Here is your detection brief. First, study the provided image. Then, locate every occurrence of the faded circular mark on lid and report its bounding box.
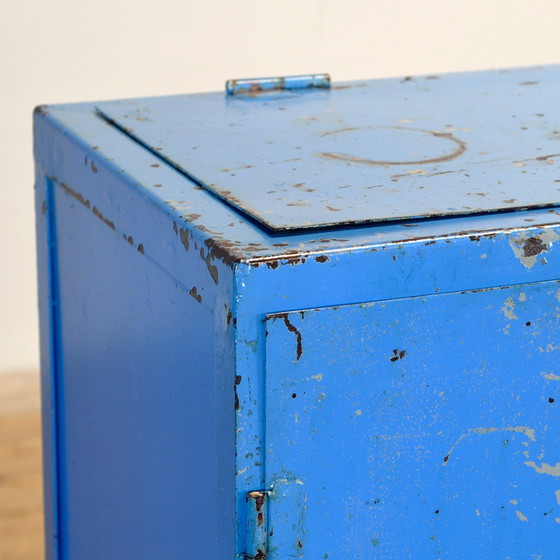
[318,126,466,166]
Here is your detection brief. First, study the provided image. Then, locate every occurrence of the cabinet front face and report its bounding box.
[264,282,560,559]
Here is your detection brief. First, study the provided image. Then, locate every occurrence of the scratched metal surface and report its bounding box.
[265,283,560,559]
[96,65,560,231]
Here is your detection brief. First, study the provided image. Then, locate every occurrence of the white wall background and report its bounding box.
[1,0,560,374]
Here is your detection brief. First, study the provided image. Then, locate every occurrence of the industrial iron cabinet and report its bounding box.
[34,66,560,560]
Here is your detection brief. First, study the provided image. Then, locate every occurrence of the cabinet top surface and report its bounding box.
[95,65,560,232]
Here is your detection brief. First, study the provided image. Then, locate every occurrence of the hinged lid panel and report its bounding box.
[97,66,560,231]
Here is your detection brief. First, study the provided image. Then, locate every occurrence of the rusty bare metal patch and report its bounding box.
[390,349,406,362]
[92,206,115,230]
[33,105,49,116]
[204,254,219,284]
[522,237,548,257]
[179,229,189,252]
[509,229,560,268]
[189,286,202,303]
[278,313,303,362]
[318,127,467,166]
[60,182,90,209]
[234,374,241,411]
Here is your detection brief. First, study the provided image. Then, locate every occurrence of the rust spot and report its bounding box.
[206,237,244,266]
[279,314,303,361]
[41,200,47,215]
[257,512,264,526]
[137,244,145,254]
[60,182,90,209]
[189,286,202,303]
[92,206,115,230]
[254,493,265,512]
[234,375,242,410]
[124,235,134,245]
[266,260,279,269]
[34,105,49,116]
[390,349,406,362]
[179,229,189,252]
[173,222,178,234]
[315,255,329,263]
[91,161,98,174]
[254,550,266,560]
[185,213,201,222]
[520,81,539,86]
[150,163,160,168]
[227,310,233,325]
[153,184,162,188]
[205,255,219,284]
[522,237,547,257]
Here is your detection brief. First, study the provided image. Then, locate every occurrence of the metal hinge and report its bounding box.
[246,490,269,560]
[245,479,306,560]
[226,74,330,96]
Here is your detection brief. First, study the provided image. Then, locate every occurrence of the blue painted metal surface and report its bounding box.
[96,66,560,231]
[33,65,560,560]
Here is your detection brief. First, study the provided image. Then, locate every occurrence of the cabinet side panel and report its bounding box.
[35,174,61,560]
[49,179,233,560]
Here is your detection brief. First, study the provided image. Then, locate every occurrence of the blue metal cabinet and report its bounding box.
[34,66,560,560]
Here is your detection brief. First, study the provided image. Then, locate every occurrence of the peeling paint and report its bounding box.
[509,229,560,268]
[502,297,518,320]
[542,372,560,381]
[524,461,560,476]
[445,426,536,464]
[515,510,528,522]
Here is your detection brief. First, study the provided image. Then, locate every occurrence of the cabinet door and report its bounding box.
[265,282,560,559]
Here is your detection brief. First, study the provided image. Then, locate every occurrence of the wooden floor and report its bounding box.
[0,370,45,560]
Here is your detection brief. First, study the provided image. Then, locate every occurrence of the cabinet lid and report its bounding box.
[96,66,560,232]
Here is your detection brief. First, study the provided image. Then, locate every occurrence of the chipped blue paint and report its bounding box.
[34,65,560,560]
[264,284,560,558]
[96,65,560,231]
